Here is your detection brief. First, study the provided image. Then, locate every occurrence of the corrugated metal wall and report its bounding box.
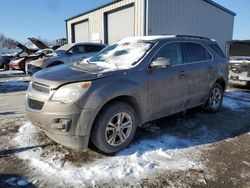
[66,0,144,44]
[147,0,234,51]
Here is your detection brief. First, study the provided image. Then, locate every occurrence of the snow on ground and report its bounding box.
[13,122,204,187]
[223,91,250,111]
[9,90,250,187]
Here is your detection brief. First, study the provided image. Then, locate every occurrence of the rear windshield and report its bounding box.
[229,42,250,57]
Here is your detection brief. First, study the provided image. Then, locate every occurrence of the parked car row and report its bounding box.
[0,37,106,75]
[27,42,106,75]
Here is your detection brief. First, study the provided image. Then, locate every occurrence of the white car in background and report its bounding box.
[27,42,107,74]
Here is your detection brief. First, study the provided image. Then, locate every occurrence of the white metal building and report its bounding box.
[65,0,236,50]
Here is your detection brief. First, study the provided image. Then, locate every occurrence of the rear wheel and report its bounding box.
[91,102,138,154]
[204,83,224,112]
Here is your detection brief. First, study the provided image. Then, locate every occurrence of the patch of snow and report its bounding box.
[223,91,250,111]
[82,38,154,71]
[118,35,176,43]
[13,122,205,187]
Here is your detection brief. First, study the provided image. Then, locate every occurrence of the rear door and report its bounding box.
[148,42,188,118]
[181,42,213,108]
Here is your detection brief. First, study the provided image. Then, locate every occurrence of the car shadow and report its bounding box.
[0,144,52,158]
[0,81,29,93]
[0,111,16,116]
[0,174,35,188]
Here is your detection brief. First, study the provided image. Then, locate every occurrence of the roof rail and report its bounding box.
[175,35,214,41]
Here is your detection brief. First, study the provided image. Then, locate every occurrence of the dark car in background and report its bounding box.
[26,35,228,154]
[227,40,250,86]
[0,54,14,69]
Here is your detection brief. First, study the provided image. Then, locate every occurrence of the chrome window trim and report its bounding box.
[148,40,214,69]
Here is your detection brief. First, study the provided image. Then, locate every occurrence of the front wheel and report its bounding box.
[91,102,138,154]
[204,83,224,113]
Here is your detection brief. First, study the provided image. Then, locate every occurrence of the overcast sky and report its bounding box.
[0,0,249,42]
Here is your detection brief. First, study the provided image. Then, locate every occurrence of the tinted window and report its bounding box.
[210,44,225,57]
[182,43,212,63]
[85,45,105,53]
[229,42,250,57]
[68,45,86,54]
[153,43,182,65]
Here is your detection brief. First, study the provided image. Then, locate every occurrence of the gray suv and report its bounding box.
[25,35,228,154]
[27,42,106,74]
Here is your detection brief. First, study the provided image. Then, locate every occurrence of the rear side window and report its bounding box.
[68,45,86,54]
[182,43,212,63]
[210,44,225,57]
[153,42,182,65]
[85,45,105,53]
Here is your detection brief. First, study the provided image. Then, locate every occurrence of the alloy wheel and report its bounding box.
[105,112,133,146]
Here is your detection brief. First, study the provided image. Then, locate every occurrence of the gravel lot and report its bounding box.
[0,70,250,188]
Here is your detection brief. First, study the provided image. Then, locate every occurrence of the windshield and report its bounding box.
[229,42,250,58]
[88,40,155,69]
[55,44,72,56]
[55,50,66,56]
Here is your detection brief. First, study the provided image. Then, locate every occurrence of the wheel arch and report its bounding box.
[215,77,226,91]
[87,95,142,147]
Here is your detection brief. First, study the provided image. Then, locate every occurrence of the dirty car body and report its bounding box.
[227,40,250,86]
[25,35,228,154]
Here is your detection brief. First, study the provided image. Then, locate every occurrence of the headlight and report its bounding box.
[52,81,91,104]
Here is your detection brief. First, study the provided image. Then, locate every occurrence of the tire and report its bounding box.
[91,101,138,154]
[204,83,224,113]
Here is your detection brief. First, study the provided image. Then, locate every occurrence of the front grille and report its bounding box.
[32,82,50,94]
[28,98,44,110]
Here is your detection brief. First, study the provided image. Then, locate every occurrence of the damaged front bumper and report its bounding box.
[229,61,250,86]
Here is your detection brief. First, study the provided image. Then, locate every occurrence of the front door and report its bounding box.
[148,42,188,118]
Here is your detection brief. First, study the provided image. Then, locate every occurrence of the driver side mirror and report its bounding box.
[150,57,171,69]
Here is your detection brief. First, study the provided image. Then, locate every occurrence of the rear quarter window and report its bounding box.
[182,43,212,63]
[85,45,105,53]
[210,44,225,58]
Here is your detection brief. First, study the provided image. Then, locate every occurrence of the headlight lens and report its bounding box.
[52,81,91,104]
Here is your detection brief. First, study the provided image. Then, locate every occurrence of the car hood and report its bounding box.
[28,38,50,50]
[15,42,34,55]
[33,63,125,89]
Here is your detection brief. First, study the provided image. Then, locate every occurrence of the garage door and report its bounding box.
[106,5,135,44]
[73,21,89,42]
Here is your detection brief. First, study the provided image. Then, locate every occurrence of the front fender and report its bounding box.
[74,77,145,137]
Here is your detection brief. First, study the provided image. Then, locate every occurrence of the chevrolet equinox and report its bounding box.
[25,35,228,154]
